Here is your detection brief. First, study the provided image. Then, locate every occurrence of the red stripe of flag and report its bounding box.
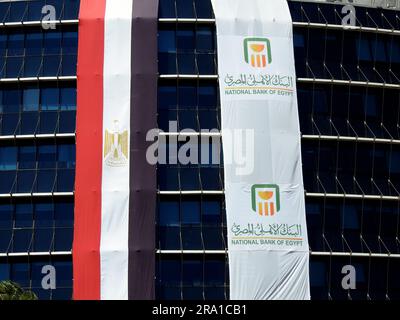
[73,0,106,300]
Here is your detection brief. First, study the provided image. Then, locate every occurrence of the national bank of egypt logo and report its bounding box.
[251,184,280,216]
[243,37,272,68]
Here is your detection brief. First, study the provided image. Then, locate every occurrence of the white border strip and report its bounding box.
[0,192,74,198]
[158,18,400,36]
[1,251,399,259]
[158,190,400,201]
[0,76,76,83]
[0,133,75,141]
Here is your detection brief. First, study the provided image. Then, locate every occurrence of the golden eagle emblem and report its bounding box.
[104,120,129,167]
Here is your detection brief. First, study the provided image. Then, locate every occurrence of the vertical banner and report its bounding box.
[211,0,311,299]
[129,0,159,300]
[73,0,158,300]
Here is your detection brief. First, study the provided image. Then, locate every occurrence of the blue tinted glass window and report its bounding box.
[195,0,213,19]
[159,84,177,109]
[160,258,181,286]
[7,1,27,22]
[177,27,195,52]
[54,201,74,227]
[54,227,73,251]
[16,170,35,193]
[23,55,42,77]
[19,145,36,169]
[0,2,10,23]
[38,144,57,168]
[205,259,225,286]
[202,199,221,224]
[0,171,16,194]
[60,87,76,110]
[44,31,62,55]
[25,32,43,56]
[11,262,30,287]
[0,32,7,57]
[58,110,76,133]
[0,261,10,281]
[42,54,61,76]
[41,87,59,111]
[27,0,47,21]
[6,56,23,78]
[56,169,75,192]
[181,198,200,224]
[36,169,56,192]
[39,111,58,133]
[23,87,40,111]
[63,0,80,20]
[53,260,73,287]
[62,32,78,55]
[176,0,194,18]
[15,203,33,228]
[0,203,13,229]
[35,202,54,228]
[159,199,179,226]
[3,89,21,113]
[0,146,17,170]
[57,144,75,169]
[7,32,24,56]
[159,29,176,53]
[183,259,203,286]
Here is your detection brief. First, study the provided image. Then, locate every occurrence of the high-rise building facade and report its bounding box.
[0,0,400,300]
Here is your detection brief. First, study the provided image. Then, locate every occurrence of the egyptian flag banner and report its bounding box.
[211,0,311,299]
[73,0,158,300]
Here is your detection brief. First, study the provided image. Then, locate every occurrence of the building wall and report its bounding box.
[0,0,399,300]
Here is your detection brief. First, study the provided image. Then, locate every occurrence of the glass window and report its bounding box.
[0,261,10,281]
[159,258,181,286]
[0,171,16,194]
[3,89,21,113]
[60,87,76,111]
[181,198,200,224]
[63,0,80,20]
[176,0,195,18]
[7,32,24,56]
[27,0,47,21]
[0,203,13,229]
[57,144,75,169]
[158,28,176,53]
[54,200,74,228]
[35,202,54,228]
[182,258,203,286]
[0,146,17,170]
[62,32,78,55]
[195,0,213,19]
[10,262,30,287]
[41,87,59,111]
[23,87,40,111]
[56,168,75,192]
[7,1,27,22]
[159,199,179,226]
[19,145,36,170]
[25,32,42,56]
[38,144,57,169]
[44,31,62,55]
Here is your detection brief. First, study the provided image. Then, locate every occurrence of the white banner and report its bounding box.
[100,0,132,300]
[211,0,310,300]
